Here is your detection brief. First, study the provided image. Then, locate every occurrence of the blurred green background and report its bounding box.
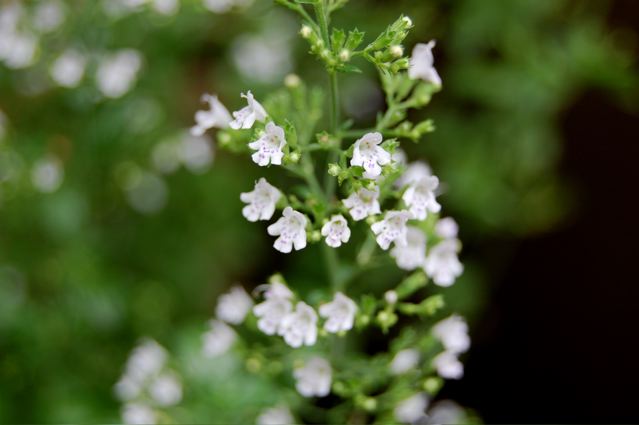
[0,0,637,422]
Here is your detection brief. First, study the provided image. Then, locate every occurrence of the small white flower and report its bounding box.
[403,175,441,220]
[390,348,420,375]
[1,32,37,69]
[424,239,463,287]
[96,49,142,98]
[232,32,292,84]
[319,292,357,333]
[215,285,254,325]
[202,319,236,357]
[149,372,182,407]
[50,49,86,88]
[152,0,179,15]
[114,375,142,401]
[125,339,167,382]
[432,315,470,355]
[350,132,391,179]
[240,178,281,222]
[432,351,464,380]
[435,217,459,239]
[392,148,408,166]
[394,393,429,424]
[342,186,381,221]
[321,215,351,248]
[257,405,294,425]
[191,94,231,136]
[408,41,442,86]
[395,161,432,188]
[31,156,64,193]
[33,0,65,33]
[294,357,332,398]
[390,226,427,270]
[278,301,318,348]
[179,133,214,173]
[384,290,398,305]
[267,207,307,253]
[248,121,287,166]
[203,0,253,13]
[253,282,293,335]
[426,400,465,425]
[229,90,267,130]
[371,210,412,250]
[122,403,156,425]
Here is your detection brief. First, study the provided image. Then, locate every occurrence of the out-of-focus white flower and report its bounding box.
[0,32,37,69]
[32,0,65,33]
[248,121,286,166]
[203,319,236,357]
[319,292,357,333]
[432,351,463,380]
[432,315,470,355]
[425,400,465,425]
[125,339,167,382]
[294,357,331,398]
[267,207,307,253]
[203,0,253,13]
[215,285,253,325]
[232,32,293,84]
[392,148,407,166]
[151,140,181,175]
[342,186,381,221]
[390,226,427,270]
[435,217,459,239]
[240,177,281,222]
[256,405,294,425]
[403,175,441,220]
[390,348,420,375]
[278,301,317,347]
[96,49,142,98]
[253,281,293,335]
[384,290,398,305]
[424,239,463,287]
[179,133,214,173]
[394,393,429,424]
[152,0,179,15]
[114,375,142,401]
[350,132,391,179]
[321,215,351,248]
[149,372,182,406]
[50,49,86,88]
[125,171,168,215]
[122,403,156,425]
[191,94,231,136]
[395,161,432,188]
[31,156,63,193]
[371,210,412,250]
[408,41,441,86]
[229,91,267,130]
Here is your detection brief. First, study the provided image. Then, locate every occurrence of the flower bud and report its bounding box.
[284,73,301,88]
[384,290,398,304]
[423,377,443,394]
[328,163,341,177]
[390,45,404,58]
[300,25,312,39]
[402,16,413,28]
[339,49,351,62]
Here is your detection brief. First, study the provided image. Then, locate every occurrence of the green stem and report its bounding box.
[324,72,340,199]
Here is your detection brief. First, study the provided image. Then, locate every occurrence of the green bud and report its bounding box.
[287,151,301,163]
[423,377,444,394]
[328,163,341,177]
[246,357,261,373]
[376,310,398,332]
[396,271,428,299]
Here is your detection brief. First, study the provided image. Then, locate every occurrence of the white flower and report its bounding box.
[394,393,429,424]
[203,0,253,13]
[248,121,286,166]
[350,132,391,179]
[33,0,65,33]
[267,207,307,253]
[278,301,318,347]
[342,186,381,221]
[190,94,231,136]
[432,351,464,380]
[149,372,182,407]
[390,348,420,375]
[202,319,236,357]
[179,133,214,173]
[408,41,442,86]
[425,400,465,425]
[96,49,142,98]
[215,285,254,324]
[152,0,179,15]
[122,403,156,425]
[229,90,267,130]
[371,210,412,250]
[0,32,37,69]
[240,178,281,222]
[253,282,293,335]
[435,217,459,239]
[402,175,441,220]
[114,375,142,401]
[424,239,463,287]
[50,49,86,88]
[395,161,432,188]
[390,226,427,270]
[294,357,332,398]
[125,339,167,382]
[232,31,292,84]
[392,148,407,166]
[31,156,63,193]
[432,315,470,354]
[319,292,357,333]
[321,215,351,248]
[257,405,294,425]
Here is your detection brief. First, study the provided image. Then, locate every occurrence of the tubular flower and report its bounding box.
[240,177,281,222]
[191,93,231,136]
[248,121,287,166]
[350,132,391,179]
[229,90,267,129]
[267,207,308,253]
[371,210,412,250]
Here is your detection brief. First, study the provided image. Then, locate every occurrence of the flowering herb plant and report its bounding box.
[115,0,472,423]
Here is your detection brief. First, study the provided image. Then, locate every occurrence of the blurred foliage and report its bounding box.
[0,0,636,422]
